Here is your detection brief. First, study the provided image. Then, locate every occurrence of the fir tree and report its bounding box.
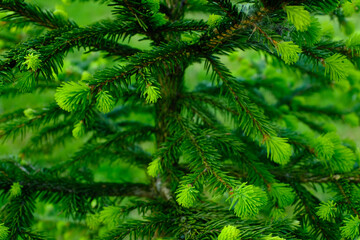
[1,0,360,239]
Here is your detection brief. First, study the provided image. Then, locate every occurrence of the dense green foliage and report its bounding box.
[1,0,360,239]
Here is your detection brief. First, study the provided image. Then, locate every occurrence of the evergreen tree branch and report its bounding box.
[208,0,241,21]
[290,182,339,240]
[100,214,173,239]
[270,168,360,184]
[20,120,73,156]
[181,98,220,127]
[0,0,77,29]
[88,7,267,92]
[0,20,141,82]
[0,104,67,140]
[333,180,359,216]
[205,55,274,139]
[180,92,239,119]
[0,166,155,199]
[175,115,235,191]
[56,125,155,170]
[1,192,36,240]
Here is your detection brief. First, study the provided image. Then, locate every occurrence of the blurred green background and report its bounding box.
[1,1,360,239]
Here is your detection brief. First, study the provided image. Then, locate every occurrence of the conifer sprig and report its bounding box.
[284,5,311,32]
[206,55,292,165]
[0,105,66,140]
[324,53,353,81]
[174,116,237,195]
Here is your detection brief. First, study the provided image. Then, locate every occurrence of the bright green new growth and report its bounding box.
[313,132,356,172]
[293,17,322,46]
[22,51,42,71]
[275,41,302,64]
[269,183,295,207]
[54,81,90,112]
[340,216,360,239]
[284,5,311,32]
[72,121,85,139]
[218,225,241,240]
[143,85,161,103]
[99,206,122,227]
[147,157,162,177]
[314,134,335,161]
[207,14,222,27]
[322,21,335,39]
[53,8,68,19]
[332,145,356,173]
[86,213,101,230]
[0,224,9,240]
[346,33,360,55]
[342,0,360,17]
[264,136,292,165]
[176,184,199,208]
[269,207,286,220]
[9,182,22,199]
[227,183,268,218]
[263,234,285,240]
[23,108,36,119]
[316,200,337,221]
[96,91,115,113]
[324,54,353,81]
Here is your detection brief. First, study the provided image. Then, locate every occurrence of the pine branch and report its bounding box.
[180,92,239,119]
[0,104,67,140]
[205,55,293,165]
[269,167,360,184]
[149,135,184,181]
[109,0,167,43]
[205,55,274,138]
[56,125,155,170]
[100,214,173,239]
[88,7,266,93]
[29,180,155,199]
[333,180,360,217]
[181,98,220,126]
[291,182,340,240]
[0,162,155,199]
[1,192,36,240]
[175,115,236,192]
[0,0,77,29]
[88,41,198,102]
[207,0,242,21]
[0,109,26,123]
[0,20,141,83]
[20,120,73,155]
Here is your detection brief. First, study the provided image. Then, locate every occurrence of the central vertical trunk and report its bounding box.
[154,67,185,202]
[153,1,186,203]
[155,69,184,147]
[154,0,186,159]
